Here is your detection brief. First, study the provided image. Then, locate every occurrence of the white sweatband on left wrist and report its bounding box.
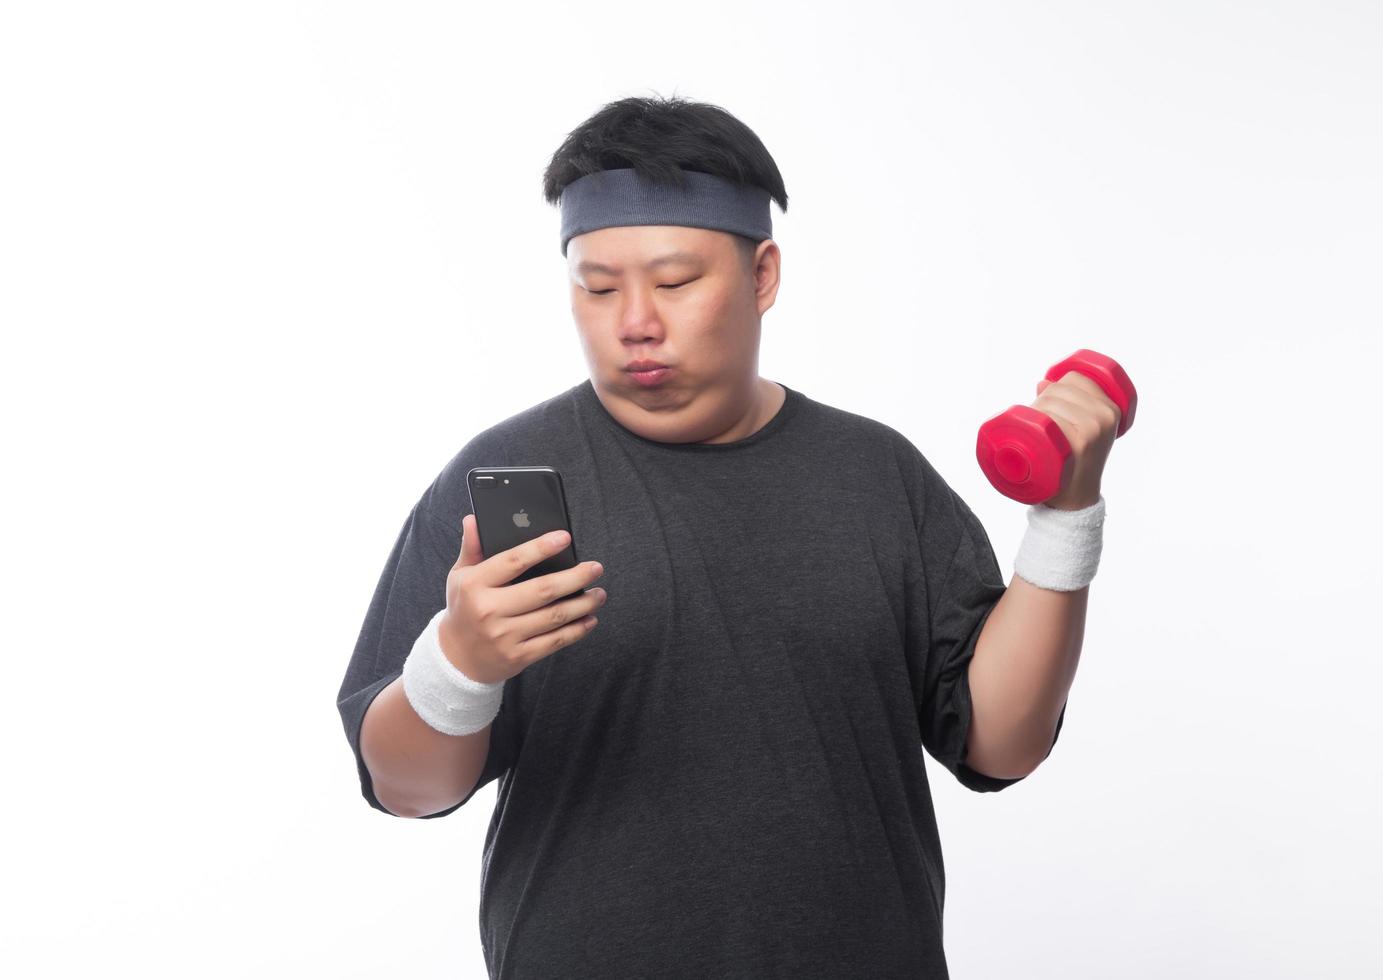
[1013,494,1107,592]
[401,607,505,736]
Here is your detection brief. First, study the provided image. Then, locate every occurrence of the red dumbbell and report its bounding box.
[976,348,1137,504]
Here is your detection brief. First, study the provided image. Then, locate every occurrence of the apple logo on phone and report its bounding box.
[512,508,531,528]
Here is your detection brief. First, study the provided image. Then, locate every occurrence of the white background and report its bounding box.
[3,2,1380,977]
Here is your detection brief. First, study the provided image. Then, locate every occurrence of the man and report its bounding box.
[336,94,1116,979]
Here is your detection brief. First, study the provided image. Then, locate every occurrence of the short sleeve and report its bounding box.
[898,438,1066,793]
[335,441,522,818]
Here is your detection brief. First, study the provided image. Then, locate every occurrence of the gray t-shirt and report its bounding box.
[336,377,1064,979]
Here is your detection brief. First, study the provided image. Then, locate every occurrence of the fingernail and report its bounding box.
[548,530,569,546]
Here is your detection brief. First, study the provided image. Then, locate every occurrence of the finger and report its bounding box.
[511,580,604,638]
[1040,385,1106,425]
[515,602,601,664]
[455,513,484,568]
[497,558,603,617]
[1037,389,1087,414]
[479,527,571,587]
[1038,400,1092,446]
[1057,371,1107,400]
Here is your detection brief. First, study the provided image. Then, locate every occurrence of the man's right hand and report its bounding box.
[439,514,607,684]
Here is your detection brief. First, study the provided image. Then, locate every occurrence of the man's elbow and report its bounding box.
[962,731,1051,780]
[373,787,419,818]
[964,753,1040,781]
[382,786,475,818]
[373,781,449,819]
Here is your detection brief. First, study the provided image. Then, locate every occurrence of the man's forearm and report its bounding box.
[959,367,1117,780]
[964,573,1087,779]
[361,676,492,817]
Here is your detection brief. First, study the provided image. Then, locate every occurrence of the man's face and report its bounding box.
[567,224,780,444]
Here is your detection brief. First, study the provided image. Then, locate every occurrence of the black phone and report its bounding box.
[466,466,585,604]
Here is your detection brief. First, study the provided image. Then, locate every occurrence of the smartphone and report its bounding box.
[466,466,585,605]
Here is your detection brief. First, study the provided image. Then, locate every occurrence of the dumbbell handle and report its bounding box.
[976,349,1137,505]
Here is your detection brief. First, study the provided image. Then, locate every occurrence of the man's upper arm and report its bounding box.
[893,433,1063,793]
[335,432,522,816]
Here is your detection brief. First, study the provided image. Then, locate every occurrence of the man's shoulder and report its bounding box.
[797,388,926,463]
[796,389,963,516]
[482,380,585,443]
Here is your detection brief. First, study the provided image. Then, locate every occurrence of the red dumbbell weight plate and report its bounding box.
[976,406,1074,504]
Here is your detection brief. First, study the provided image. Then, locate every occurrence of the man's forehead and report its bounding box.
[573,249,706,276]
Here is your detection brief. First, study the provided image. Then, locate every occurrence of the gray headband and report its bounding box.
[558,167,773,256]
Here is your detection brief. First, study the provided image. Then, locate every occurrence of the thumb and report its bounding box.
[455,513,484,568]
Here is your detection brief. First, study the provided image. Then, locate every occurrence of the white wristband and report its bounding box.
[1013,494,1107,592]
[401,607,505,736]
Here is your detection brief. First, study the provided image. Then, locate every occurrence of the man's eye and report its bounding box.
[589,280,694,296]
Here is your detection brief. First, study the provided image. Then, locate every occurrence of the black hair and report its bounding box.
[542,92,788,267]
